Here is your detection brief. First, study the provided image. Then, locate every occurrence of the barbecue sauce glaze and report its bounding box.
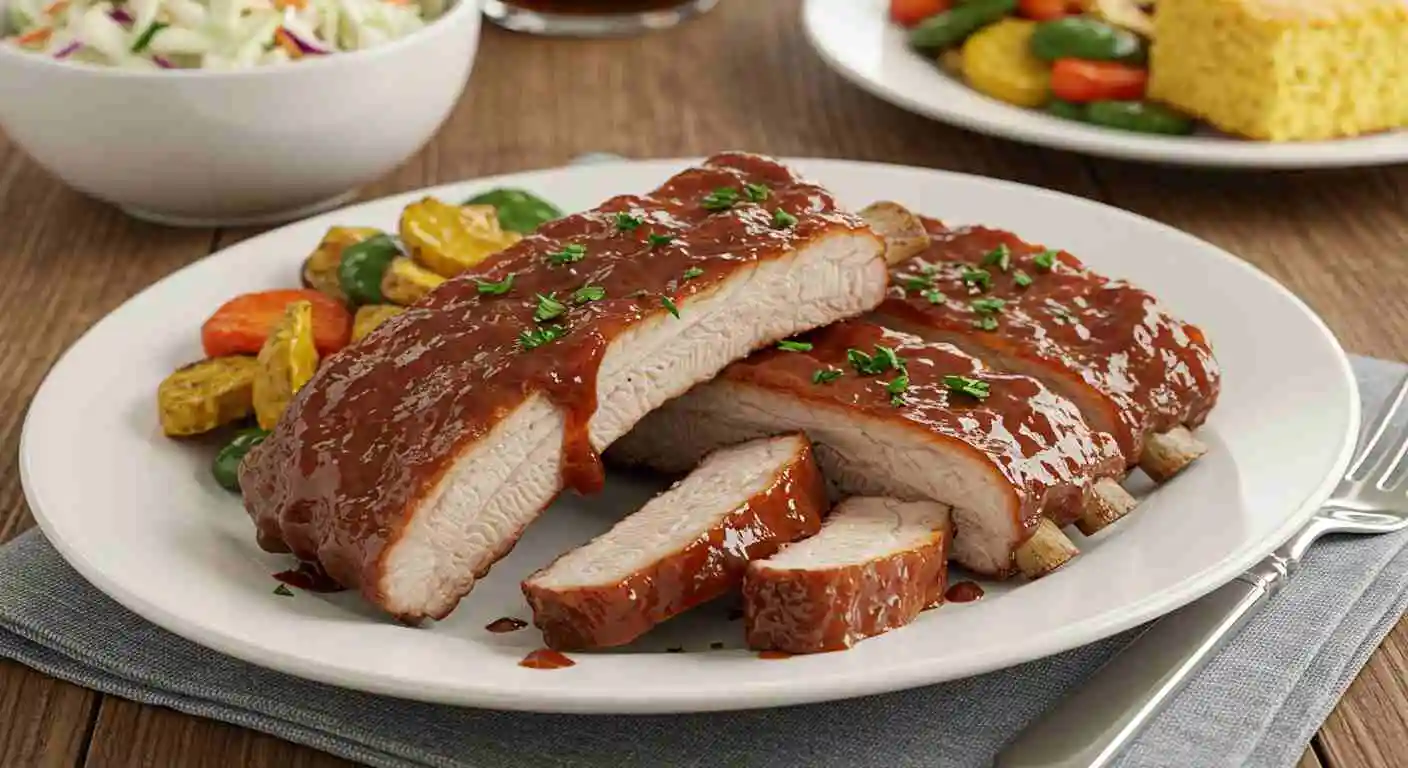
[879,218,1221,464]
[239,153,870,609]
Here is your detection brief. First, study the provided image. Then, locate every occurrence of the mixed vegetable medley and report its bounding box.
[892,0,1195,136]
[157,188,562,492]
[3,0,441,69]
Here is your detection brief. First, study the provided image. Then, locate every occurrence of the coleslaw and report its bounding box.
[2,0,444,69]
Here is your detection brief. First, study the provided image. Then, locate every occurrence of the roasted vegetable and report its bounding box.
[157,356,259,437]
[1049,58,1149,102]
[202,289,352,358]
[301,226,382,303]
[962,19,1051,108]
[890,0,952,27]
[401,198,522,278]
[1089,0,1154,38]
[908,0,1017,50]
[1045,98,1088,121]
[463,188,563,234]
[1016,0,1083,20]
[352,304,405,342]
[212,428,269,492]
[337,233,401,305]
[1030,17,1144,62]
[380,257,447,305]
[252,301,319,430]
[1085,100,1195,135]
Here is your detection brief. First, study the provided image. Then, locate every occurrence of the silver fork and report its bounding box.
[997,374,1408,768]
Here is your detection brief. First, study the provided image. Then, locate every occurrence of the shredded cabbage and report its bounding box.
[2,0,437,68]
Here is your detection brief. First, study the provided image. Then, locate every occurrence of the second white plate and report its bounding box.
[22,157,1358,713]
[803,0,1408,169]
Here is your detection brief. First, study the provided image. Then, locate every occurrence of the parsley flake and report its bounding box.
[572,285,606,304]
[847,345,905,376]
[961,267,992,290]
[973,315,1000,331]
[921,288,946,305]
[273,584,294,597]
[944,375,990,400]
[1033,249,1057,271]
[778,340,813,352]
[548,243,586,267]
[1013,269,1033,288]
[615,212,644,232]
[519,324,566,350]
[533,293,567,322]
[744,182,770,202]
[902,274,934,292]
[475,274,515,296]
[812,368,843,385]
[885,373,910,407]
[648,233,674,248]
[980,244,1011,273]
[772,209,798,229]
[970,297,1006,314]
[682,266,704,280]
[701,187,740,211]
[661,296,680,318]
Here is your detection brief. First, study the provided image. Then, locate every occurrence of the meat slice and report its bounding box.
[876,215,1221,492]
[522,433,827,650]
[238,153,887,622]
[744,497,950,654]
[610,320,1123,579]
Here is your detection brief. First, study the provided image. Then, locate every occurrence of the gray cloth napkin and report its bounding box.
[2,356,1404,768]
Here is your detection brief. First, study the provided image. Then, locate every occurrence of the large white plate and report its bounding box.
[803,0,1408,169]
[21,158,1358,713]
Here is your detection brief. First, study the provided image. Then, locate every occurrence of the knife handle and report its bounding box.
[994,575,1273,768]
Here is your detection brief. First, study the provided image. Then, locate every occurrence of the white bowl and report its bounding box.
[0,0,481,226]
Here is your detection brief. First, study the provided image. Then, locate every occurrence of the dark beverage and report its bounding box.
[483,0,720,37]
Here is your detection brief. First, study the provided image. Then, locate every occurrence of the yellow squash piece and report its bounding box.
[252,300,319,430]
[400,198,522,278]
[961,19,1051,109]
[157,356,259,437]
[302,226,383,303]
[381,257,447,305]
[1089,0,1155,38]
[352,304,405,342]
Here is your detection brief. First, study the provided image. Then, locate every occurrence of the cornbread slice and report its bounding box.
[1148,0,1408,141]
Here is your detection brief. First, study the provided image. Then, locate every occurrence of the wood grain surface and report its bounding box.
[1,1,1406,766]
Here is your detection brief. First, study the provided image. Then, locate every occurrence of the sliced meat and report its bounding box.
[239,153,888,622]
[877,216,1220,482]
[744,497,950,654]
[523,433,827,650]
[610,320,1122,579]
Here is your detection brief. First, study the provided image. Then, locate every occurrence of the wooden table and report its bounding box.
[2,2,1405,766]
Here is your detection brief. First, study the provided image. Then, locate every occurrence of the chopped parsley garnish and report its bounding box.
[885,373,910,407]
[961,267,992,290]
[772,209,798,229]
[475,274,514,296]
[1033,249,1057,271]
[648,233,674,248]
[702,187,740,211]
[812,368,843,385]
[273,584,294,597]
[972,315,1000,331]
[943,375,990,400]
[661,296,680,318]
[533,293,567,322]
[743,182,770,202]
[980,244,1012,273]
[131,21,167,53]
[615,212,644,232]
[519,324,566,350]
[682,266,705,280]
[547,243,586,267]
[847,345,904,376]
[901,273,934,292]
[1013,269,1033,288]
[778,340,813,352]
[921,288,946,305]
[572,284,606,304]
[970,297,1006,314]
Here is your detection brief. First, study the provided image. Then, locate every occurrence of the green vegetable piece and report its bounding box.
[337,233,399,305]
[1085,101,1196,136]
[1045,99,1088,122]
[463,188,564,234]
[131,22,168,53]
[1030,18,1143,63]
[212,428,271,492]
[907,0,1018,50]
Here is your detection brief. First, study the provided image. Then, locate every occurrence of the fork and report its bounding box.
[997,374,1408,768]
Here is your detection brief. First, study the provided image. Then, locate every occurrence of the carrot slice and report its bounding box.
[201,289,352,358]
[16,27,53,46]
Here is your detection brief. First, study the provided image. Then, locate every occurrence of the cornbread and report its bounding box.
[1148,0,1408,141]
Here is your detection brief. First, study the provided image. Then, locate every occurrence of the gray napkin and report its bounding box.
[2,356,1404,768]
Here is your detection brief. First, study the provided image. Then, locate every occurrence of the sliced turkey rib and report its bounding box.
[745,497,951,654]
[523,433,827,650]
[239,153,887,622]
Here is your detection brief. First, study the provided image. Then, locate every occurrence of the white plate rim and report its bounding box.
[19,157,1362,713]
[801,0,1408,170]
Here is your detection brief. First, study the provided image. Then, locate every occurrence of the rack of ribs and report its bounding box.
[238,153,889,622]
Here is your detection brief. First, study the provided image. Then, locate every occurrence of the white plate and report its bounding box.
[803,0,1408,169]
[21,158,1359,713]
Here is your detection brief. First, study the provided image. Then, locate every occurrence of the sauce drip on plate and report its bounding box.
[520,648,575,669]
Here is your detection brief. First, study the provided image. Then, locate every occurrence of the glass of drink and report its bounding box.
[482,0,721,37]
